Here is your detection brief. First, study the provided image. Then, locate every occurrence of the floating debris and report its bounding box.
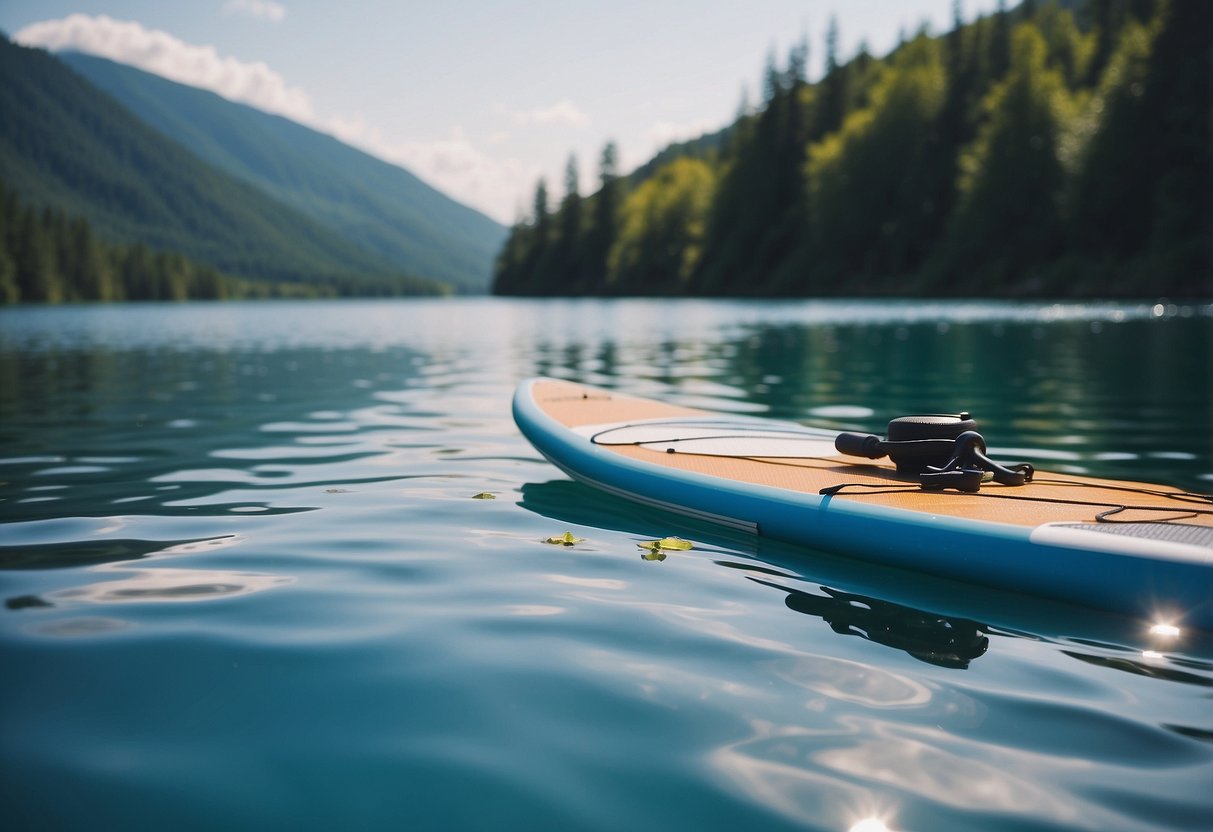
[472,492,497,500]
[544,531,585,546]
[637,536,694,553]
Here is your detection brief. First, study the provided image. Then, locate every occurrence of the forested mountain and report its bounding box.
[0,35,446,296]
[495,0,1211,299]
[0,182,447,303]
[60,52,505,294]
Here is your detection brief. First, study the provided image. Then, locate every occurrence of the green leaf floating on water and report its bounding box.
[544,531,585,546]
[472,492,496,499]
[637,537,694,553]
[640,549,667,562]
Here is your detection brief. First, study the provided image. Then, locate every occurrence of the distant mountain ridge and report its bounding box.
[59,51,505,293]
[0,34,428,290]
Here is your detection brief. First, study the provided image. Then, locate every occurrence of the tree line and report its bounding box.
[494,0,1210,299]
[0,184,449,303]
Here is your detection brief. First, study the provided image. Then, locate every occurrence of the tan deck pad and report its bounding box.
[532,379,1213,530]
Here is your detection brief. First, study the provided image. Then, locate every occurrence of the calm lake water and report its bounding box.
[2,298,1211,832]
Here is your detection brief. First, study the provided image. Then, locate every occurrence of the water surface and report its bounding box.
[2,299,1211,831]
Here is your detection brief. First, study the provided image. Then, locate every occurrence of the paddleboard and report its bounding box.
[513,377,1213,629]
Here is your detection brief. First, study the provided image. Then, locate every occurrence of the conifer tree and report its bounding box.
[807,35,949,291]
[990,0,1013,80]
[0,248,16,303]
[14,208,60,302]
[519,178,551,294]
[583,142,621,293]
[489,0,1206,299]
[942,24,1073,292]
[817,16,849,136]
[556,154,584,292]
[0,188,18,302]
[1133,0,1211,287]
[1068,19,1153,262]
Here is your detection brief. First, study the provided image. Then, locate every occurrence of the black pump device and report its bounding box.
[835,413,1033,493]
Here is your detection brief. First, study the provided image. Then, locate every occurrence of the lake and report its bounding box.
[1,298,1211,832]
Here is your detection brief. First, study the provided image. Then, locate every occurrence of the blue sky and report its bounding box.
[3,1,1001,224]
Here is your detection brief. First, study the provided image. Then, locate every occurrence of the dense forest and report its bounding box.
[494,0,1212,299]
[0,185,448,303]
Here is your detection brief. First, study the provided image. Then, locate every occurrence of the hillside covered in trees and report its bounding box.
[494,0,1211,299]
[0,185,447,303]
[59,50,506,294]
[0,34,499,303]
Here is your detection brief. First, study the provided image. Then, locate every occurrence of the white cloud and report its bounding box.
[222,0,288,22]
[328,121,531,224]
[508,99,591,129]
[14,14,314,123]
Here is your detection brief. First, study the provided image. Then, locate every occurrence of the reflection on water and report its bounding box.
[1062,648,1213,688]
[0,299,1210,832]
[749,580,989,669]
[811,727,1081,818]
[3,532,288,625]
[25,616,134,637]
[522,476,996,668]
[47,565,291,606]
[0,534,243,570]
[518,478,1205,659]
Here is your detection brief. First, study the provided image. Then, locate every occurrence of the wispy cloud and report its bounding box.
[14,14,313,123]
[223,0,288,22]
[327,120,529,223]
[507,99,591,129]
[222,1,288,23]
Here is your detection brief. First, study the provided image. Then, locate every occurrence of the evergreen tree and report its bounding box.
[556,154,584,292]
[786,31,809,88]
[72,218,116,301]
[990,0,1013,81]
[817,16,850,136]
[512,178,551,295]
[807,35,949,291]
[120,243,155,300]
[1082,0,1155,84]
[1068,19,1154,263]
[0,188,18,302]
[14,208,60,302]
[941,23,1074,292]
[935,0,980,235]
[583,142,622,293]
[761,47,782,104]
[491,223,530,296]
[489,0,1206,299]
[0,247,16,303]
[693,48,813,295]
[1133,0,1211,290]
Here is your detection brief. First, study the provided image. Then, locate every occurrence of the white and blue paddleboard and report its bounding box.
[513,378,1213,629]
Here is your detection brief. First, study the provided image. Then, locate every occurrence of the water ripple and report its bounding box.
[1,299,1210,831]
[46,566,291,606]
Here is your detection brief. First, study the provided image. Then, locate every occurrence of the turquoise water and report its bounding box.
[1,298,1211,832]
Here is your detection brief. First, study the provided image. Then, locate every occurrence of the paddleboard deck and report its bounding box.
[513,377,1213,628]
